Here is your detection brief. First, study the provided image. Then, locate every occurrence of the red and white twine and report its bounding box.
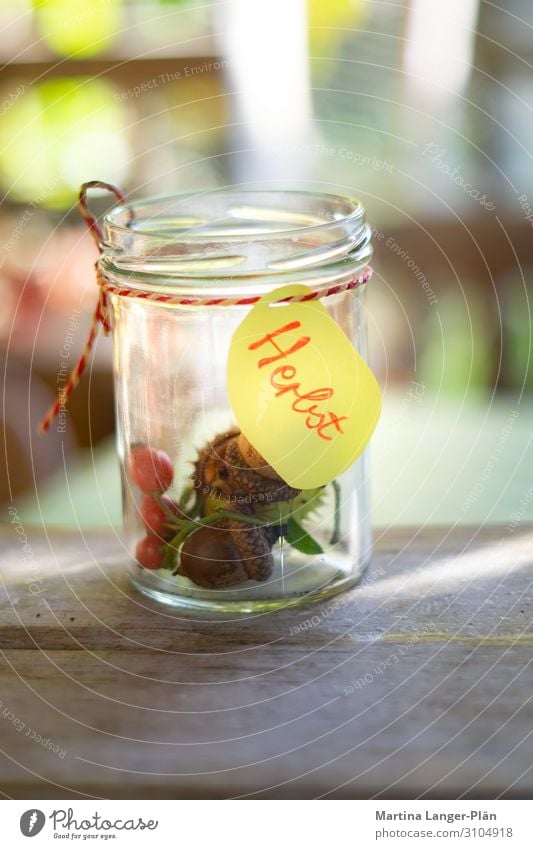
[39,182,372,433]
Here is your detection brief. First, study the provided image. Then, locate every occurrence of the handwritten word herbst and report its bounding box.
[248,321,347,441]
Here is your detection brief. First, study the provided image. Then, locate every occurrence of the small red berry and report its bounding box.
[140,494,180,538]
[135,535,164,570]
[130,445,174,493]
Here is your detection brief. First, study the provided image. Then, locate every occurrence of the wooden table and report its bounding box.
[0,524,532,799]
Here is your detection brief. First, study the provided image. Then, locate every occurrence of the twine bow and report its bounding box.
[38,181,127,434]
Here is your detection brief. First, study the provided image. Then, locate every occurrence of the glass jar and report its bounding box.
[101,190,377,613]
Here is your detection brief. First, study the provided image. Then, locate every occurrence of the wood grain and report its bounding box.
[0,524,532,799]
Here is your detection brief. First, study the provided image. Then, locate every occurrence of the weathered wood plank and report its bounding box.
[0,643,531,799]
[1,525,532,649]
[0,525,532,798]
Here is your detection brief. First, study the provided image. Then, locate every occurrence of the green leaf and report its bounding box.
[285,517,323,555]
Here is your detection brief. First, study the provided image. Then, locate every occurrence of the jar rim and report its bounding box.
[101,188,372,297]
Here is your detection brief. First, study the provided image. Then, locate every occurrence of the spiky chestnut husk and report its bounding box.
[255,485,326,527]
[193,429,239,496]
[193,429,300,506]
[237,433,280,480]
[223,438,300,502]
[183,428,301,588]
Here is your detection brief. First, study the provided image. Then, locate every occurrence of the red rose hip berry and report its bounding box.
[140,494,180,538]
[135,536,164,570]
[130,445,174,493]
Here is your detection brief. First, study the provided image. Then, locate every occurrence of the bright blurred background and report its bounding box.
[1,0,532,529]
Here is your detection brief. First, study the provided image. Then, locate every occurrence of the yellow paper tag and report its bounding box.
[227,284,381,489]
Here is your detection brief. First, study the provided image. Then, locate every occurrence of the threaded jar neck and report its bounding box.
[101,189,372,299]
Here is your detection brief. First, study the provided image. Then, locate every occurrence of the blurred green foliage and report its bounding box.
[0,77,130,207]
[33,0,123,57]
[419,288,493,396]
[502,274,533,390]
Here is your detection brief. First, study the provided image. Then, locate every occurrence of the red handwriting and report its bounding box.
[248,322,347,441]
[248,321,310,368]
